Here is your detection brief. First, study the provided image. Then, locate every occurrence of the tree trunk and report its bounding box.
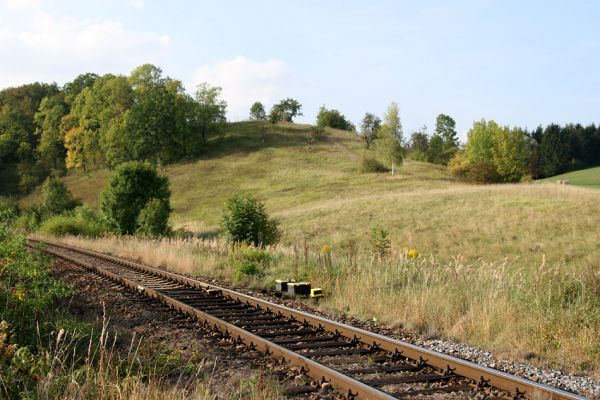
[391,160,395,176]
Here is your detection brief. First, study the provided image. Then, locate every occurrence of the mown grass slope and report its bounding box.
[22,121,600,270]
[541,166,600,189]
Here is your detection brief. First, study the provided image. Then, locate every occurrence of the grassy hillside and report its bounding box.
[541,166,600,189]
[25,121,600,376]
[22,121,600,270]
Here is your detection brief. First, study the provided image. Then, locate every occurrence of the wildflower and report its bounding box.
[407,249,419,259]
[320,244,331,255]
[15,289,25,302]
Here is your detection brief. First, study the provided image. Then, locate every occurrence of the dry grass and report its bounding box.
[26,309,282,400]
[38,233,600,378]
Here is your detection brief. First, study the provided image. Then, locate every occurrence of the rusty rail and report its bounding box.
[30,238,590,400]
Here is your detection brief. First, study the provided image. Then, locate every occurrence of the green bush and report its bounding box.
[100,162,171,235]
[39,206,107,237]
[233,260,262,281]
[467,161,502,184]
[221,193,280,247]
[0,212,74,346]
[370,226,391,258]
[136,198,172,237]
[0,196,18,215]
[39,177,81,217]
[14,206,42,232]
[361,157,389,173]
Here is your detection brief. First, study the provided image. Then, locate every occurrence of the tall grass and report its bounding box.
[42,234,600,377]
[2,309,282,400]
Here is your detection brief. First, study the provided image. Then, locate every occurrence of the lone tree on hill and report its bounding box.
[271,98,302,122]
[100,161,171,235]
[249,101,266,120]
[360,112,381,149]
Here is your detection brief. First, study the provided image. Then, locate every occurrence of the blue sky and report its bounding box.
[1,0,599,139]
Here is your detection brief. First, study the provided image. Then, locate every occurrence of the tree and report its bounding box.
[382,102,403,145]
[268,106,283,133]
[272,98,302,122]
[360,113,381,149]
[221,193,280,247]
[249,101,266,120]
[100,161,171,235]
[35,94,67,171]
[539,124,570,177]
[377,102,404,175]
[376,125,404,175]
[135,198,171,237]
[193,83,227,143]
[491,127,528,182]
[427,134,445,164]
[463,119,528,182]
[316,106,354,131]
[410,129,429,153]
[39,177,80,216]
[435,114,458,149]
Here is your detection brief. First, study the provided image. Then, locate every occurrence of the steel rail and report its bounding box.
[30,239,590,400]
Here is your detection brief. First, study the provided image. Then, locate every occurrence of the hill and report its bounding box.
[21,121,599,269]
[541,166,600,189]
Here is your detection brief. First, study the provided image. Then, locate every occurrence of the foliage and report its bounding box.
[39,177,81,217]
[271,98,302,122]
[0,196,18,215]
[316,106,354,131]
[361,157,389,173]
[434,113,459,149]
[467,161,502,184]
[0,212,74,347]
[448,153,470,179]
[360,112,381,149]
[464,119,528,182]
[377,103,404,175]
[370,226,390,258]
[221,193,280,247]
[233,260,262,281]
[249,101,267,120]
[193,82,228,143]
[135,198,172,237]
[100,161,171,235]
[39,206,107,237]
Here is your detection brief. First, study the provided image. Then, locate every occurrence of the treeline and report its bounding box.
[443,120,600,183]
[0,64,227,195]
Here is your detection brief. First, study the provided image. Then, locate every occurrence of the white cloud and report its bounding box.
[192,56,291,120]
[3,0,43,10]
[0,8,170,88]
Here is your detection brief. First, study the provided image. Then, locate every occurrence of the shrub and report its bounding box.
[448,153,471,179]
[221,193,280,247]
[39,207,107,237]
[0,196,18,215]
[467,161,502,184]
[100,162,171,235]
[370,226,391,258]
[39,177,80,216]
[233,260,262,281]
[316,106,355,131]
[14,206,42,232]
[136,198,172,237]
[361,157,389,173]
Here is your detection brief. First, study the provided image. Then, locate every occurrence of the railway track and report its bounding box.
[29,238,589,400]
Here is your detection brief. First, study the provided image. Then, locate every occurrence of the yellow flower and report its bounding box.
[320,244,331,255]
[15,289,25,302]
[407,249,419,259]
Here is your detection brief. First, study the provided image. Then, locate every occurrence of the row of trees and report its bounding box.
[0,64,227,195]
[448,120,600,183]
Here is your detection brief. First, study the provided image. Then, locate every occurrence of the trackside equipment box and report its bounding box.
[275,279,290,293]
[310,288,323,298]
[287,282,311,297]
